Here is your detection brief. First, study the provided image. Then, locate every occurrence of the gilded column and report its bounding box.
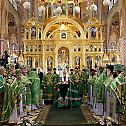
[24,41,26,53]
[53,55,55,68]
[120,0,126,38]
[66,0,68,16]
[119,0,126,66]
[47,4,48,18]
[92,57,95,69]
[24,28,27,40]
[100,27,103,40]
[33,58,35,68]
[82,44,86,67]
[51,1,53,17]
[43,44,46,70]
[73,1,75,17]
[36,27,39,40]
[96,27,99,40]
[28,27,31,40]
[55,52,58,68]
[88,27,90,40]
[70,51,74,69]
[43,10,45,20]
[24,56,27,66]
[39,58,42,68]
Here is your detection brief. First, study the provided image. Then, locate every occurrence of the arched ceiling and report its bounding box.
[43,16,85,39]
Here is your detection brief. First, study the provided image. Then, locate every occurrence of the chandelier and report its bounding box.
[103,0,111,6]
[23,1,31,10]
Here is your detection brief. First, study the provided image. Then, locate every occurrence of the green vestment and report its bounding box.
[21,75,32,106]
[52,73,60,98]
[28,71,40,105]
[95,72,107,103]
[0,75,12,123]
[43,73,54,100]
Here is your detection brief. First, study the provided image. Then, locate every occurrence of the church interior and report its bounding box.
[0,0,126,125]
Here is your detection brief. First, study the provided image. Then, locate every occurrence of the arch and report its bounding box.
[7,0,20,26]
[48,27,78,39]
[8,12,16,27]
[86,56,92,69]
[95,56,102,67]
[10,42,18,51]
[55,43,71,53]
[86,17,100,26]
[110,12,120,26]
[43,16,85,39]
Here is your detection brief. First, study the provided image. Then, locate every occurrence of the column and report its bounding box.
[24,56,27,66]
[92,57,95,69]
[100,28,103,40]
[98,0,102,21]
[73,1,75,17]
[55,52,58,68]
[28,28,31,40]
[39,58,42,68]
[43,10,45,20]
[119,0,126,67]
[82,44,86,67]
[43,45,46,71]
[24,41,26,53]
[66,0,68,16]
[70,52,74,69]
[36,28,39,40]
[53,55,55,68]
[24,28,26,39]
[96,27,99,39]
[88,27,90,40]
[33,58,35,68]
[51,2,53,17]
[46,4,48,18]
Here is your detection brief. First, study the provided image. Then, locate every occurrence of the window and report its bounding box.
[31,27,36,39]
[26,29,28,39]
[78,46,81,51]
[34,45,37,52]
[46,46,49,51]
[61,32,66,39]
[91,27,96,39]
[38,45,41,51]
[74,46,77,51]
[39,28,41,39]
[26,45,28,52]
[30,45,33,52]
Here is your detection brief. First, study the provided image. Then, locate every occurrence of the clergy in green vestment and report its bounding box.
[28,69,40,110]
[102,65,114,117]
[9,69,23,123]
[88,68,97,106]
[21,66,32,112]
[93,67,107,115]
[42,68,54,104]
[95,67,107,103]
[52,68,60,100]
[109,71,125,115]
[6,63,16,85]
[54,68,81,108]
[80,68,89,96]
[0,67,12,123]
[73,67,81,96]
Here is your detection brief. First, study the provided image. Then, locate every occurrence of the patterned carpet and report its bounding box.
[36,104,98,126]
